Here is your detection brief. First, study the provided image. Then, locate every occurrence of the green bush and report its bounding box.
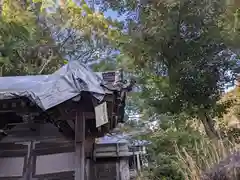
[141,127,204,180]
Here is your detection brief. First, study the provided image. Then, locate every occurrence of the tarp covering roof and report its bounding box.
[96,134,151,146]
[0,61,112,110]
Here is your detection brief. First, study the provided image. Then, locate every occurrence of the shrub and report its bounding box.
[176,138,240,180]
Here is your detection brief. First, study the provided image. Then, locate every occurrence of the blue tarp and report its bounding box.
[97,134,151,146]
[0,61,110,110]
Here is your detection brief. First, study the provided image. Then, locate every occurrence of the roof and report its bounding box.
[96,134,151,146]
[96,135,129,144]
[0,61,119,111]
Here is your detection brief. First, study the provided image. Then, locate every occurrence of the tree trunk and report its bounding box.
[198,112,220,139]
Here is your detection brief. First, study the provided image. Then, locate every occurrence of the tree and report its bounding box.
[0,0,63,75]
[35,0,126,71]
[0,0,122,75]
[100,0,240,139]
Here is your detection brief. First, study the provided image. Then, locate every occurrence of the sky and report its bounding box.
[104,10,119,19]
[103,9,126,21]
[83,0,126,21]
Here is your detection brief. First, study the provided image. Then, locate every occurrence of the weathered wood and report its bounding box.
[136,154,141,172]
[0,99,39,113]
[25,141,36,180]
[0,68,132,180]
[120,159,130,180]
[94,160,117,180]
[102,71,116,83]
[85,159,90,180]
[75,111,85,180]
[92,142,131,180]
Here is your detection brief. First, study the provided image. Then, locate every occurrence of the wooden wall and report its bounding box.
[0,123,80,180]
[0,123,130,180]
[92,157,130,180]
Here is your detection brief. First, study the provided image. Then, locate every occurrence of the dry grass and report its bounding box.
[135,134,240,180]
[175,138,240,180]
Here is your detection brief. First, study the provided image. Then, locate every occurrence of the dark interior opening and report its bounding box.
[0,112,23,129]
[0,112,23,140]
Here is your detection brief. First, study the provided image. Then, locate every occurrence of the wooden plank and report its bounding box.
[0,99,39,113]
[24,141,34,180]
[120,159,130,180]
[85,159,90,180]
[102,71,116,83]
[58,111,96,121]
[75,111,85,180]
[95,102,108,128]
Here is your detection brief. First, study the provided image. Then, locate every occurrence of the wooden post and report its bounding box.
[136,154,141,172]
[85,158,90,180]
[75,111,85,180]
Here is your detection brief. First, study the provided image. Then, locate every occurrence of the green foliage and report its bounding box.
[0,0,121,75]
[91,57,117,71]
[218,87,240,142]
[1,1,240,179]
[137,114,240,180]
[137,115,203,180]
[220,1,240,50]
[94,0,240,179]
[102,0,240,138]
[0,0,62,75]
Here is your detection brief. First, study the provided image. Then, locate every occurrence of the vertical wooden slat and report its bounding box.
[136,154,141,172]
[75,111,85,180]
[85,159,90,180]
[116,161,120,180]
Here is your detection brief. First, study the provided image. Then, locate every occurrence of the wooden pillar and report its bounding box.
[136,154,141,172]
[85,158,90,180]
[133,151,136,170]
[116,160,120,180]
[85,136,95,180]
[75,111,85,180]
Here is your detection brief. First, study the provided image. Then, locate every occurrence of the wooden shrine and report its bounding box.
[0,61,135,180]
[92,141,131,180]
[95,136,149,180]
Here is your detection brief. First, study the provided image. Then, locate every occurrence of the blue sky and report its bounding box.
[104,10,119,19]
[83,0,126,20]
[103,9,126,21]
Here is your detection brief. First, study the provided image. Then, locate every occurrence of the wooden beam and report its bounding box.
[75,111,85,180]
[59,111,95,120]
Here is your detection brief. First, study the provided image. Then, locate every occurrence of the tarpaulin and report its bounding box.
[0,61,111,110]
